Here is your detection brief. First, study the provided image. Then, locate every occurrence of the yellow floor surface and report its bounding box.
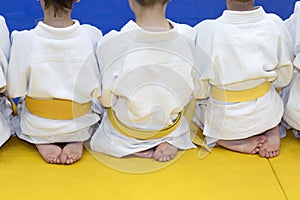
[0,131,297,200]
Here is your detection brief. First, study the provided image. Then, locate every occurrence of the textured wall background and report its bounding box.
[0,0,297,34]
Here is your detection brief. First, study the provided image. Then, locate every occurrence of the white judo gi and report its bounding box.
[282,2,300,136]
[90,20,197,157]
[7,20,102,144]
[0,16,12,146]
[193,7,293,146]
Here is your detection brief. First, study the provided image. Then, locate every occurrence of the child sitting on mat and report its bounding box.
[7,0,102,164]
[193,0,293,158]
[0,16,13,147]
[282,1,300,139]
[90,0,198,162]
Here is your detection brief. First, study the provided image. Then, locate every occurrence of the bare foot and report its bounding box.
[60,142,83,165]
[217,135,267,154]
[153,142,178,162]
[133,149,155,158]
[35,144,62,164]
[259,126,280,158]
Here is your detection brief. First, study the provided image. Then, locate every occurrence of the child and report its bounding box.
[7,0,102,164]
[90,0,197,162]
[0,16,12,147]
[193,0,293,158]
[282,2,300,139]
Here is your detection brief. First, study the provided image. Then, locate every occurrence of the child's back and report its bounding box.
[7,0,102,164]
[282,1,300,138]
[90,0,197,162]
[0,15,12,147]
[194,0,293,158]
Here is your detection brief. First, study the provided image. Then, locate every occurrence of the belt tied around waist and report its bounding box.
[107,108,182,140]
[25,96,91,120]
[211,82,271,102]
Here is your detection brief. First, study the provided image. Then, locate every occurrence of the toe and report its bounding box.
[60,153,68,164]
[266,151,271,158]
[270,151,276,158]
[166,155,172,162]
[66,158,72,165]
[252,148,259,154]
[159,154,167,162]
[70,154,78,161]
[169,153,175,160]
[259,149,266,158]
[47,158,53,164]
[154,151,163,161]
[48,157,56,164]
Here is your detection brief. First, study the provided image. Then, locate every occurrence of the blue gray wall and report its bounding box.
[0,0,297,34]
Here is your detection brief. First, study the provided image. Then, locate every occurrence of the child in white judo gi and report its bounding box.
[282,1,300,140]
[194,0,293,158]
[7,0,102,164]
[0,16,13,147]
[90,0,197,162]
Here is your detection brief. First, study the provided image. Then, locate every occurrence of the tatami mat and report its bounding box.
[268,132,299,200]
[1,132,297,200]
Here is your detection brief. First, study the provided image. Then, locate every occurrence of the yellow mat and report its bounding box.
[268,131,299,200]
[0,133,294,200]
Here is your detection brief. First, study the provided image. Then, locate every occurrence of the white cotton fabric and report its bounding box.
[0,16,12,146]
[7,20,102,144]
[194,7,293,146]
[283,2,300,131]
[90,20,197,157]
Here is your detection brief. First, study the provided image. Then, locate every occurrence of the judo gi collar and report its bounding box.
[121,20,179,42]
[218,6,267,24]
[35,20,80,38]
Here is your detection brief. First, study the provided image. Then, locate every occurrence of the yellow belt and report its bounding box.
[107,108,182,140]
[211,82,271,102]
[25,96,91,120]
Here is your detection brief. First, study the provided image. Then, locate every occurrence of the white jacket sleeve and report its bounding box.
[7,31,29,98]
[0,16,10,92]
[0,16,10,60]
[96,31,121,107]
[270,15,294,88]
[286,2,300,71]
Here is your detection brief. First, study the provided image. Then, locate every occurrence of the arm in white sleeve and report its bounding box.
[7,31,29,98]
[272,16,294,88]
[0,16,10,60]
